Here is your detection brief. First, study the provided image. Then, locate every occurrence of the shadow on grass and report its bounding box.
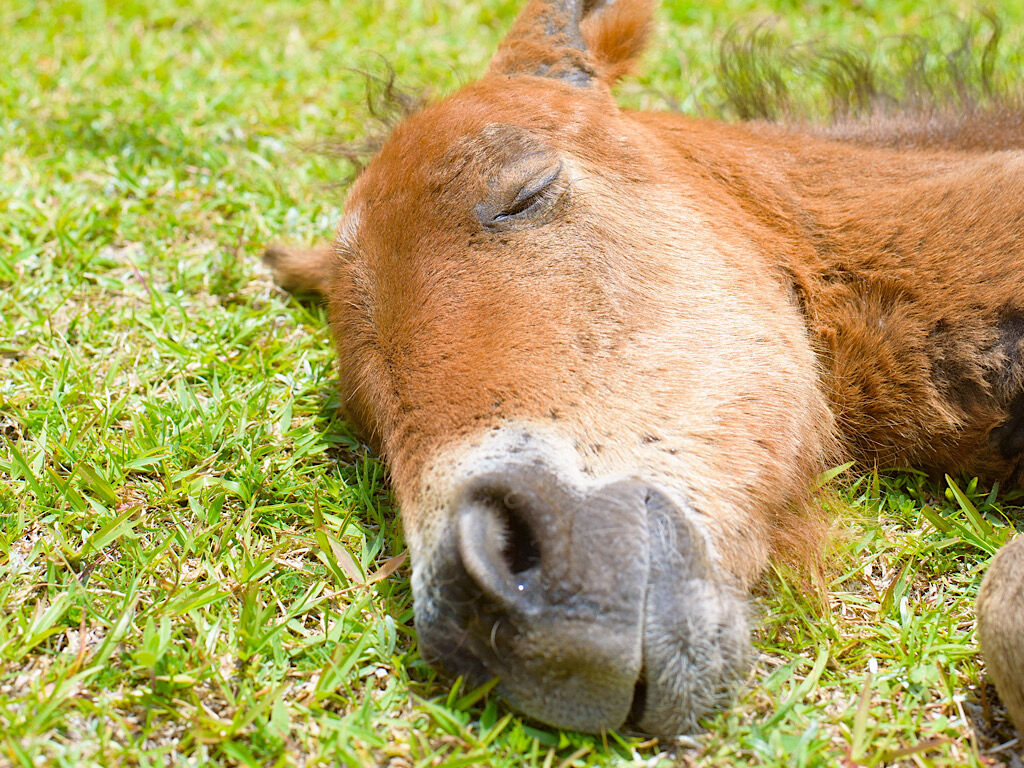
[964,681,1023,768]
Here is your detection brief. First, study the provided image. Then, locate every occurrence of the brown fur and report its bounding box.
[580,0,656,84]
[263,243,336,295]
[267,0,1024,735]
[644,114,1024,482]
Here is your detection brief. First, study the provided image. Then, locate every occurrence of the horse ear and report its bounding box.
[489,0,656,88]
[581,0,656,85]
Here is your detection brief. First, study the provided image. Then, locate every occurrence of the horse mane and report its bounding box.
[314,64,423,180]
[328,11,1024,175]
[715,13,1024,152]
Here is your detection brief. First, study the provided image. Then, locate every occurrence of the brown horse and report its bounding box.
[266,0,1024,737]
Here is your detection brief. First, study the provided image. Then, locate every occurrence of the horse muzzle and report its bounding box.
[413,460,751,736]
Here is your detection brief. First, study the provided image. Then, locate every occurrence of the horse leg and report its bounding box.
[978,536,1024,736]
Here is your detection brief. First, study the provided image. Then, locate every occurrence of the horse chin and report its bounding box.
[413,481,752,737]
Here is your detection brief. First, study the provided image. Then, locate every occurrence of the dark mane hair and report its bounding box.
[715,12,1024,151]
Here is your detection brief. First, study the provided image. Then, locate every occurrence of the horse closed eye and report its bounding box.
[495,165,562,221]
[476,162,565,230]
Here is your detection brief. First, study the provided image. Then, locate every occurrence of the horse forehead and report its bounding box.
[362,78,611,186]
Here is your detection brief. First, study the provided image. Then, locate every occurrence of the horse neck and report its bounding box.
[635,110,1024,303]
[635,110,1024,470]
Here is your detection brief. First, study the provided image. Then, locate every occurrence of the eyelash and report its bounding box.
[495,185,554,221]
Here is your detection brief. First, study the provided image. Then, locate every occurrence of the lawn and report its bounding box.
[3,0,1024,765]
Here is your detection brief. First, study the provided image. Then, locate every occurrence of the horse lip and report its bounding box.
[631,489,753,737]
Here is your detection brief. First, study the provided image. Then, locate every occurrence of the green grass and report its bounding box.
[3,0,1024,765]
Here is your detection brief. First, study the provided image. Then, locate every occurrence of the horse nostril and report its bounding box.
[436,473,659,733]
[496,494,541,575]
[456,482,547,605]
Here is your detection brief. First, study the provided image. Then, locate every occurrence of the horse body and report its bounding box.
[267,0,1024,737]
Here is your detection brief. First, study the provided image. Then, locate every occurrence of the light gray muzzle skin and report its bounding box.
[413,461,752,737]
